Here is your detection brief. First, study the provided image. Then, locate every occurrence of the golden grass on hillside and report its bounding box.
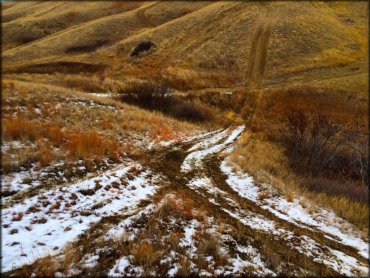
[163,67,242,91]
[2,1,367,99]
[1,79,200,172]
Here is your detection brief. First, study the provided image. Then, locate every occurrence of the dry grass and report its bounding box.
[36,143,55,167]
[3,117,43,142]
[130,240,158,270]
[62,243,75,276]
[163,67,241,91]
[46,124,65,146]
[55,73,132,94]
[1,79,200,175]
[232,84,368,232]
[158,195,194,221]
[32,256,55,277]
[65,131,120,161]
[3,2,367,99]
[177,257,192,276]
[231,127,368,231]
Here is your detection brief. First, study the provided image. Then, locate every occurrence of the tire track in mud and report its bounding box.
[246,19,272,91]
[204,156,368,264]
[146,129,325,275]
[148,126,368,276]
[3,127,368,276]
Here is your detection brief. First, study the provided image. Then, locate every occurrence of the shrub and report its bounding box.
[234,85,369,228]
[119,81,214,122]
[120,81,173,112]
[281,106,365,179]
[130,41,156,57]
[169,100,213,122]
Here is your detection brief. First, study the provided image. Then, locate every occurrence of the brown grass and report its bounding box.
[158,195,194,221]
[163,67,241,91]
[32,256,55,277]
[177,257,192,276]
[130,240,158,272]
[2,79,200,175]
[197,234,229,268]
[36,144,54,167]
[232,125,368,230]
[3,117,43,142]
[65,131,120,161]
[11,212,24,221]
[46,124,65,146]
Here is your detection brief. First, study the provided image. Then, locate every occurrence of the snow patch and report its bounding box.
[221,158,369,260]
[2,162,160,272]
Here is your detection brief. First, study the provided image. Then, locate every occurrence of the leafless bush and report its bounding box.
[119,81,173,112]
[281,107,365,178]
[119,81,214,122]
[169,100,212,122]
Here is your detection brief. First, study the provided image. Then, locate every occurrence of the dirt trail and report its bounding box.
[2,126,369,276]
[246,19,272,91]
[139,126,367,276]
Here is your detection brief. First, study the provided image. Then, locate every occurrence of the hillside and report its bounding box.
[1,1,369,277]
[2,1,368,93]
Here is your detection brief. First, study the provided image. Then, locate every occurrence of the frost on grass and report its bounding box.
[2,162,160,272]
[221,157,369,260]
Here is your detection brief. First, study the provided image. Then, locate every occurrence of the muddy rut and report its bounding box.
[149,126,368,276]
[3,126,368,277]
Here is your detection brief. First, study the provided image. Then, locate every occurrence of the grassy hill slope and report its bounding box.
[2,1,368,95]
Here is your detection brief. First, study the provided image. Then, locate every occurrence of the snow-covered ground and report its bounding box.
[181,125,369,277]
[2,124,368,276]
[2,162,161,272]
[221,158,369,260]
[181,125,244,172]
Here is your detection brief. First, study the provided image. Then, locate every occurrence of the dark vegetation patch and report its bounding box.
[5,62,107,74]
[187,90,256,118]
[18,36,39,45]
[130,41,156,57]
[1,190,18,198]
[304,177,368,203]
[65,39,109,54]
[119,81,214,122]
[250,86,368,202]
